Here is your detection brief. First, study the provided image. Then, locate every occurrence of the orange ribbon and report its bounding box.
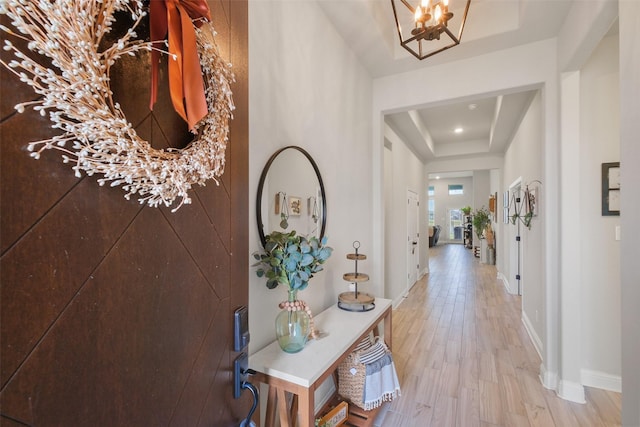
[150,0,211,131]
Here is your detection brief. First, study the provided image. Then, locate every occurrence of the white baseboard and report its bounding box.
[539,363,558,390]
[521,311,543,360]
[539,365,588,404]
[393,293,406,309]
[497,271,516,294]
[581,369,622,393]
[558,379,586,404]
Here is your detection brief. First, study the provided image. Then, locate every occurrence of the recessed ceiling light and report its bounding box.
[454,127,464,134]
[468,103,477,110]
[436,176,440,180]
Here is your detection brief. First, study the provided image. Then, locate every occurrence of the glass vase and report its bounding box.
[275,289,310,353]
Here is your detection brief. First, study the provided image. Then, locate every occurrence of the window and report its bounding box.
[448,184,464,195]
[449,209,463,240]
[428,185,434,197]
[428,199,435,226]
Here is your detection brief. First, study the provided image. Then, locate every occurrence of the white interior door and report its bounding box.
[407,190,419,294]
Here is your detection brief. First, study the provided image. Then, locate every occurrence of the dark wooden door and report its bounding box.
[0,1,249,425]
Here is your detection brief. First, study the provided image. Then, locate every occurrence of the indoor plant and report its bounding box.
[253,231,333,352]
[472,206,491,240]
[511,211,533,229]
[254,231,333,292]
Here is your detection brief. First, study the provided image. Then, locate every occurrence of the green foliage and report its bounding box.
[253,231,333,291]
[472,206,491,239]
[461,205,472,215]
[510,211,533,229]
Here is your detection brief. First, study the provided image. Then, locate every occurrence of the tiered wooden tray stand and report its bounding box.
[338,241,375,312]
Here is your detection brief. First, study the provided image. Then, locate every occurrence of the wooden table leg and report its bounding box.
[277,387,291,427]
[384,307,393,350]
[297,387,314,427]
[290,394,298,427]
[264,386,277,427]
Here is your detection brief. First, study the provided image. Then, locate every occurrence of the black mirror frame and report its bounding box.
[256,146,327,247]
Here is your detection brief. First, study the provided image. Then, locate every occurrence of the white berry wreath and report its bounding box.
[0,0,235,211]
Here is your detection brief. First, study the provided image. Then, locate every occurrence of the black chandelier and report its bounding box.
[390,0,471,60]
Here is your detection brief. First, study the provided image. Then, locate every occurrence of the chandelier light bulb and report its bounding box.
[392,0,471,60]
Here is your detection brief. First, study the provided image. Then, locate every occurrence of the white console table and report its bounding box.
[250,298,393,427]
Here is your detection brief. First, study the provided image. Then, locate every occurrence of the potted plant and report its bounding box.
[472,206,491,240]
[254,231,333,292]
[253,231,333,353]
[461,206,472,216]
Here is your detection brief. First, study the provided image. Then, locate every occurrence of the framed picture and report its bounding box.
[489,193,497,214]
[289,196,302,216]
[602,162,620,216]
[525,185,538,217]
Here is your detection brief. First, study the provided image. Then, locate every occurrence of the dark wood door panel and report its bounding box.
[0,109,80,254]
[162,197,231,300]
[1,208,224,425]
[0,0,248,424]
[195,183,232,254]
[170,298,230,426]
[1,178,142,386]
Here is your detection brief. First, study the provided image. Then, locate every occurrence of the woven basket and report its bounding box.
[338,337,390,410]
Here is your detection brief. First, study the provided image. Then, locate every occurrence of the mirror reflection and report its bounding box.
[257,146,326,247]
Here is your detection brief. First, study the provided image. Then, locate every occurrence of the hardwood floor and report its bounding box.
[375,243,621,427]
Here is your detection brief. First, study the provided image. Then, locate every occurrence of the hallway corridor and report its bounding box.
[377,244,621,426]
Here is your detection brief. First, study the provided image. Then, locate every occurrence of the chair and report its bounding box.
[429,225,441,247]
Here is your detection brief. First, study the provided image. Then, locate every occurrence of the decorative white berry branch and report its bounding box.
[0,0,235,211]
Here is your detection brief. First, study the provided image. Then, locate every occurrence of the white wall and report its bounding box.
[384,126,427,307]
[384,141,394,298]
[619,1,640,423]
[502,92,545,355]
[248,0,373,355]
[579,34,621,390]
[555,0,619,403]
[560,70,584,401]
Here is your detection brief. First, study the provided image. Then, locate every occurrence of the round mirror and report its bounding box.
[256,146,327,247]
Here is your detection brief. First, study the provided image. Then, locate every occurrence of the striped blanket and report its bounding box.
[359,341,401,410]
